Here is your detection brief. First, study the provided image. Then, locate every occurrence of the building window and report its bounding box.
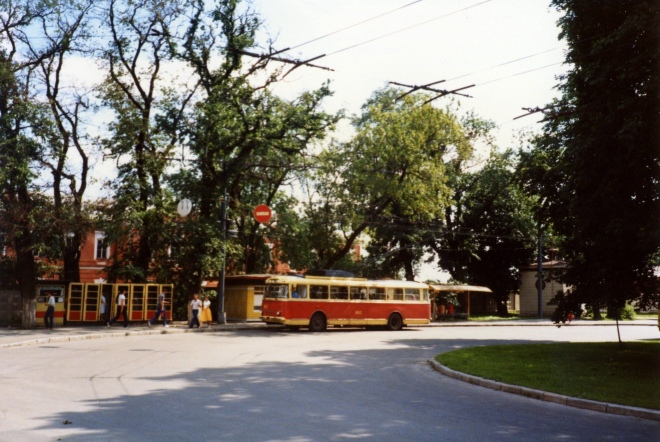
[95,232,109,260]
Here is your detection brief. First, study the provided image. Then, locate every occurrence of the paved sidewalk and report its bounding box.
[0,321,272,348]
[0,318,656,349]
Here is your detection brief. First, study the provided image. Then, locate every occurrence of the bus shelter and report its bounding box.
[428,284,493,319]
[67,283,173,323]
[202,274,271,321]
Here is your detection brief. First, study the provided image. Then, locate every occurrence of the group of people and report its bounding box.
[105,288,172,328]
[42,289,214,330]
[432,299,455,321]
[188,293,212,328]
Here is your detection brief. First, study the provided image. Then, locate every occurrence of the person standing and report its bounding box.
[199,294,212,327]
[188,293,202,328]
[148,291,169,327]
[100,294,107,322]
[44,292,55,330]
[108,289,128,328]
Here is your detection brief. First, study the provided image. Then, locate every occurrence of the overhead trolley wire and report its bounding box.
[326,0,493,57]
[289,0,424,51]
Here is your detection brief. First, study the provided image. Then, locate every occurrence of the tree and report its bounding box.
[312,89,474,275]
[429,150,537,315]
[521,1,660,317]
[98,0,192,282]
[22,0,95,283]
[0,1,52,327]
[172,0,339,295]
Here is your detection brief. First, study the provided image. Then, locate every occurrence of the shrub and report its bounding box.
[607,303,636,320]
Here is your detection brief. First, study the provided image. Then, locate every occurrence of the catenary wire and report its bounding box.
[288,0,423,51]
[326,0,493,56]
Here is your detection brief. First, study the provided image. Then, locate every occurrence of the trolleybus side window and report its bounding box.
[387,288,404,300]
[310,285,328,300]
[369,287,386,300]
[349,287,364,300]
[330,286,349,299]
[405,288,420,300]
[265,285,288,299]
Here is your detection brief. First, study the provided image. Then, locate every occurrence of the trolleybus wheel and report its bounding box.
[309,312,327,332]
[386,313,403,331]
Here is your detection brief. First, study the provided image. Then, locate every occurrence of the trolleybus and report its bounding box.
[260,274,431,331]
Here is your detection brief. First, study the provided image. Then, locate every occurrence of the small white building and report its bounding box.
[519,260,569,317]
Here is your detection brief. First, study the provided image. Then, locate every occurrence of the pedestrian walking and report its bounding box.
[148,291,169,327]
[44,292,55,330]
[108,289,129,328]
[188,293,202,328]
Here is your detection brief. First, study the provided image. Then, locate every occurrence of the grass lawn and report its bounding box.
[436,341,660,410]
[468,314,521,321]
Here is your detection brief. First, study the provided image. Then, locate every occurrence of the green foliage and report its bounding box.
[430,150,538,314]
[97,0,195,283]
[312,89,475,273]
[520,1,660,313]
[607,304,636,321]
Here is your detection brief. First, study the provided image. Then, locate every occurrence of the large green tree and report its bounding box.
[521,1,660,314]
[429,150,537,315]
[0,1,54,327]
[98,0,191,283]
[165,0,339,309]
[22,0,95,283]
[311,89,474,276]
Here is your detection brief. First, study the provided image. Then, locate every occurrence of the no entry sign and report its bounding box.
[253,204,272,224]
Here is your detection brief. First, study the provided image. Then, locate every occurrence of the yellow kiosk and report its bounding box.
[35,284,66,327]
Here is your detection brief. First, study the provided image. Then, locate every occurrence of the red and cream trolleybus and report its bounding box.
[260,274,431,331]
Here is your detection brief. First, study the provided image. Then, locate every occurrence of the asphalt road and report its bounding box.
[1,324,658,441]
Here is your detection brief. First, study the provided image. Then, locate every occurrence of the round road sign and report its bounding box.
[253,204,272,224]
[177,199,192,217]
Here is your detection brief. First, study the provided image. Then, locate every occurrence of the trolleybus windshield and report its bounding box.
[265,284,288,299]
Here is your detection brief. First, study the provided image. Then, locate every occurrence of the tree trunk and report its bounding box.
[496,299,509,317]
[22,297,36,329]
[63,246,81,283]
[592,301,603,320]
[16,235,37,328]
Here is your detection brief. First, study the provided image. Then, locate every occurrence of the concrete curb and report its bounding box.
[428,359,660,422]
[0,323,271,349]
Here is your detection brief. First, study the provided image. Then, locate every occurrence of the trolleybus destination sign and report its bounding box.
[253,204,272,224]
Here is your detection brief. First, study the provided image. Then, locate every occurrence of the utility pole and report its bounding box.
[537,230,543,319]
[217,183,228,325]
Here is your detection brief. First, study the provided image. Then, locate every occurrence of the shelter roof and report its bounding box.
[429,284,492,293]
